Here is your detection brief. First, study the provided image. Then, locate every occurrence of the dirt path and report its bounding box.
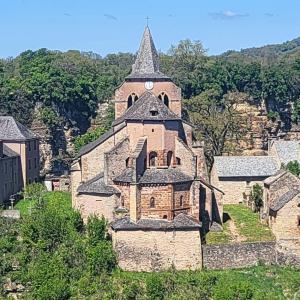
[228,219,247,243]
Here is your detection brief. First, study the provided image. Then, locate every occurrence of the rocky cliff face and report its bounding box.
[30,102,109,176]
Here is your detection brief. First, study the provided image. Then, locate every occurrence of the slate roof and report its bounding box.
[111,213,201,231]
[76,123,126,158]
[113,91,180,126]
[273,140,300,165]
[270,189,300,211]
[77,173,120,195]
[263,170,287,186]
[214,156,280,178]
[126,26,169,80]
[0,116,37,141]
[113,168,134,183]
[139,168,193,184]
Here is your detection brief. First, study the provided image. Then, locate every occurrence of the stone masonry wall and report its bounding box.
[140,184,173,219]
[104,138,130,185]
[114,81,182,119]
[202,242,276,269]
[112,229,202,271]
[76,193,118,223]
[175,138,196,177]
[210,166,265,204]
[81,126,127,182]
[269,197,300,241]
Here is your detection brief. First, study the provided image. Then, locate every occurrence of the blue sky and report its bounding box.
[0,0,300,58]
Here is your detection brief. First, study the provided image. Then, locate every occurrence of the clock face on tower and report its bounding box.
[145,81,154,90]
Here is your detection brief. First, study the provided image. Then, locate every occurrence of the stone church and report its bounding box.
[71,27,223,271]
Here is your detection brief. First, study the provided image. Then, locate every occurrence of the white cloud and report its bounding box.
[209,10,249,20]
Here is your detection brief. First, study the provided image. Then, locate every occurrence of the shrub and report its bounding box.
[86,215,107,245]
[86,241,116,275]
[250,184,263,212]
[284,160,300,176]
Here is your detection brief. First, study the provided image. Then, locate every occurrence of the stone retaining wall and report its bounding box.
[202,242,277,269]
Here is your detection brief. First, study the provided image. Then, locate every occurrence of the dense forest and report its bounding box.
[1,37,300,168]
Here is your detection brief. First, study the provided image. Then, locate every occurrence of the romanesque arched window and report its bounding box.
[149,151,158,167]
[128,93,138,108]
[150,197,155,208]
[167,151,173,167]
[179,195,183,207]
[158,92,169,107]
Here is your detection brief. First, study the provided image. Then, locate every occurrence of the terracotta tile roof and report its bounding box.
[0,116,37,141]
[214,156,279,178]
[77,173,120,195]
[111,213,201,231]
[113,91,180,126]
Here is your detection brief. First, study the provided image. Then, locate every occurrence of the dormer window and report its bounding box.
[158,92,169,107]
[150,106,159,116]
[128,93,138,108]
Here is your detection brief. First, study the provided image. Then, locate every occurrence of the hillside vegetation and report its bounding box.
[1,189,300,299]
[1,37,300,168]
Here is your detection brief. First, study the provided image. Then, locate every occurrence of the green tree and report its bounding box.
[185,90,249,168]
[250,184,263,212]
[284,160,300,176]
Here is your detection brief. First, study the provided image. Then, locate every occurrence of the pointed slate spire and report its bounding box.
[127,27,169,80]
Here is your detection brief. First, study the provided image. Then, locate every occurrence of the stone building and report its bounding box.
[71,27,222,271]
[211,140,300,204]
[263,171,300,253]
[0,141,22,204]
[211,156,279,204]
[0,117,40,204]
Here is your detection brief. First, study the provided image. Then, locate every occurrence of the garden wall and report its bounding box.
[202,242,277,269]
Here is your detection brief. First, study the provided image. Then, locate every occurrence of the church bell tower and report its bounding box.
[114,26,182,119]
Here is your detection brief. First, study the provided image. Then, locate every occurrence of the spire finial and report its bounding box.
[146,16,150,26]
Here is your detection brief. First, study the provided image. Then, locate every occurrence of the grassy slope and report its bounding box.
[206,204,275,244]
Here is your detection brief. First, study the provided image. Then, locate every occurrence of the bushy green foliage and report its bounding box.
[267,110,280,121]
[73,126,107,153]
[250,184,264,211]
[0,194,299,299]
[284,160,300,176]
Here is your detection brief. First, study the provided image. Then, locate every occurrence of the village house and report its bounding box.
[0,116,40,204]
[263,171,300,252]
[211,140,300,205]
[71,26,223,271]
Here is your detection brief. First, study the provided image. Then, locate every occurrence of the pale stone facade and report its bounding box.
[211,140,300,205]
[263,171,300,247]
[0,117,40,204]
[71,27,223,271]
[112,228,202,271]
